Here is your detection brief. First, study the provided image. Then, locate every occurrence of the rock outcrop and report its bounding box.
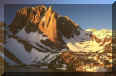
[38,7,59,46]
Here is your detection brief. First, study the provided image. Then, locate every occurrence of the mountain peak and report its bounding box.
[9,5,47,34]
[9,5,80,47]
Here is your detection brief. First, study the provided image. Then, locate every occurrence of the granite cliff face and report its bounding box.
[0,5,113,72]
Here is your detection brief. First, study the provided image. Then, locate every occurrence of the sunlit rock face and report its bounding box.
[39,7,58,44]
